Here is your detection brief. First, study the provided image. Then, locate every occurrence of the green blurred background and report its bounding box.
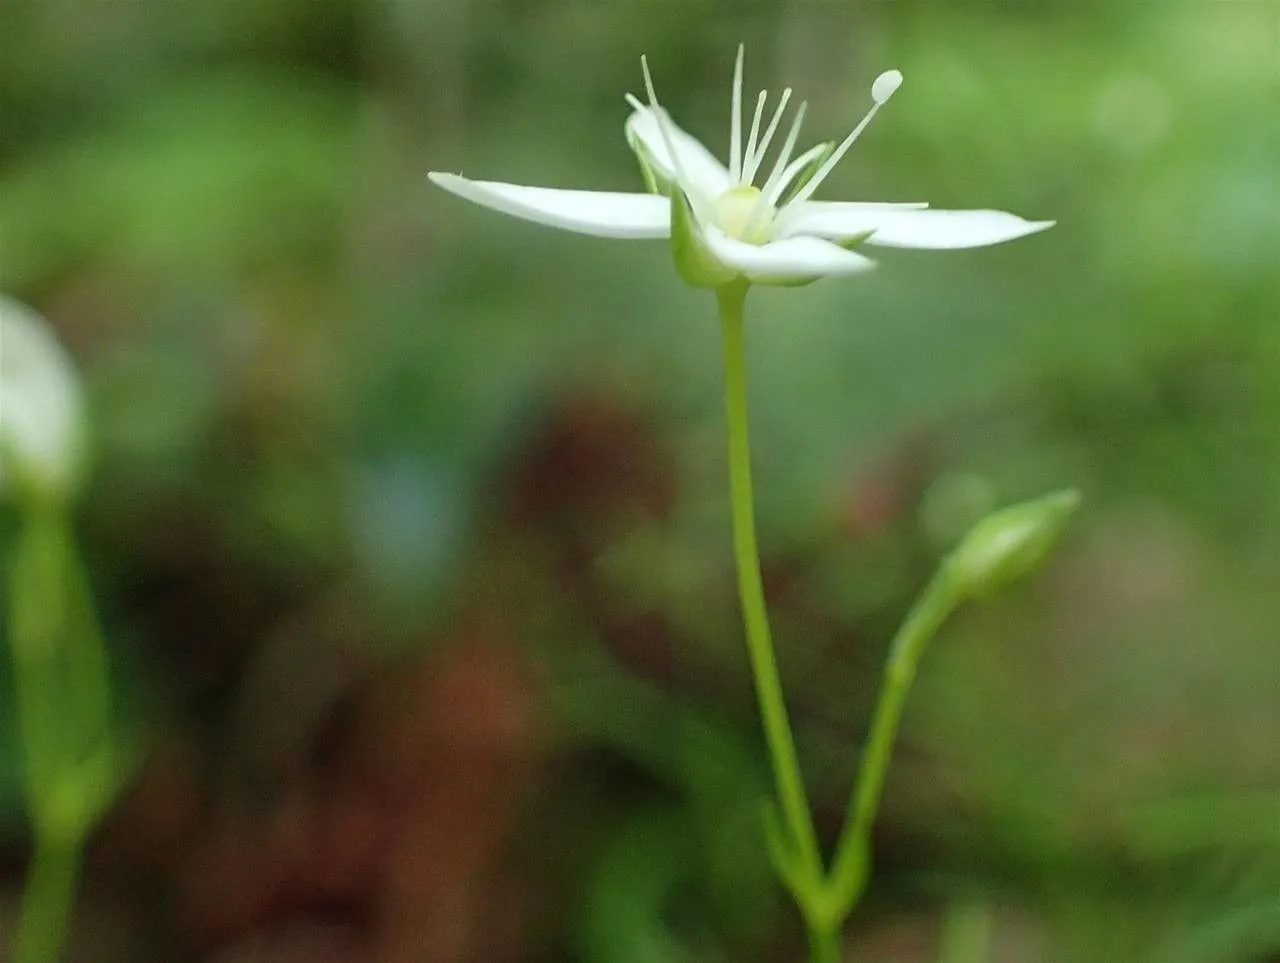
[2,0,1279,960]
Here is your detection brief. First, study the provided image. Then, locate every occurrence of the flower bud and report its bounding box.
[0,296,87,502]
[944,489,1080,597]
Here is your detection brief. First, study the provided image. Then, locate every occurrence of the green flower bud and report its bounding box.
[944,489,1080,597]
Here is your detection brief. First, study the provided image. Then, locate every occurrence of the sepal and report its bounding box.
[670,191,739,289]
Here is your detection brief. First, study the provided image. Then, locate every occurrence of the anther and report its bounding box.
[787,69,903,206]
[871,70,903,105]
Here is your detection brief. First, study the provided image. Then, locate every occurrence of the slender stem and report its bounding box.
[717,283,822,881]
[828,568,962,906]
[12,832,81,963]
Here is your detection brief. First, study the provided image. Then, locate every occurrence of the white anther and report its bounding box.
[871,69,903,105]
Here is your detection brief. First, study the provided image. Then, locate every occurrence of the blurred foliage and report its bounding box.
[2,0,1279,960]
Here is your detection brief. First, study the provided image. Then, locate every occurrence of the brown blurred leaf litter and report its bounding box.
[94,637,541,963]
[43,391,678,963]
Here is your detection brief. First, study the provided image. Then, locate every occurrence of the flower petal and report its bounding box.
[625,106,732,200]
[700,227,877,282]
[428,172,670,239]
[860,209,1055,249]
[781,206,1054,249]
[775,200,931,240]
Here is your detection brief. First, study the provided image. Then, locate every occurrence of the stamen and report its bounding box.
[759,100,808,201]
[766,142,827,205]
[741,90,768,185]
[788,70,902,206]
[743,87,792,185]
[729,45,745,183]
[640,55,693,195]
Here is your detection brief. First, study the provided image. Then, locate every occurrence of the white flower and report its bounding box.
[429,47,1054,286]
[0,296,86,500]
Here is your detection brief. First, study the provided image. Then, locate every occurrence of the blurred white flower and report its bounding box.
[430,47,1054,286]
[0,296,86,500]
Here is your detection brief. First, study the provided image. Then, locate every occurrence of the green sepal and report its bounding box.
[626,128,667,196]
[670,191,738,290]
[837,229,877,250]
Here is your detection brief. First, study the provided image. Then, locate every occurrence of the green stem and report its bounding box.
[828,568,962,909]
[716,284,822,882]
[12,833,82,963]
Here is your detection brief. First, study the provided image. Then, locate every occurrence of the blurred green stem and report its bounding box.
[827,566,962,910]
[13,834,81,963]
[7,498,115,963]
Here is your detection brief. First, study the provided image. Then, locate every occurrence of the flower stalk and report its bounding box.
[717,283,822,885]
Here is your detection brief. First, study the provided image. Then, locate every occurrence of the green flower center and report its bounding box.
[714,186,776,245]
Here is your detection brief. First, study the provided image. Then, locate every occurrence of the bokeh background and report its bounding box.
[2,0,1279,960]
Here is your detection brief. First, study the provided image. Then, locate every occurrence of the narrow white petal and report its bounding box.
[429,172,670,239]
[700,227,877,280]
[626,106,732,199]
[855,209,1056,249]
[775,200,931,240]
